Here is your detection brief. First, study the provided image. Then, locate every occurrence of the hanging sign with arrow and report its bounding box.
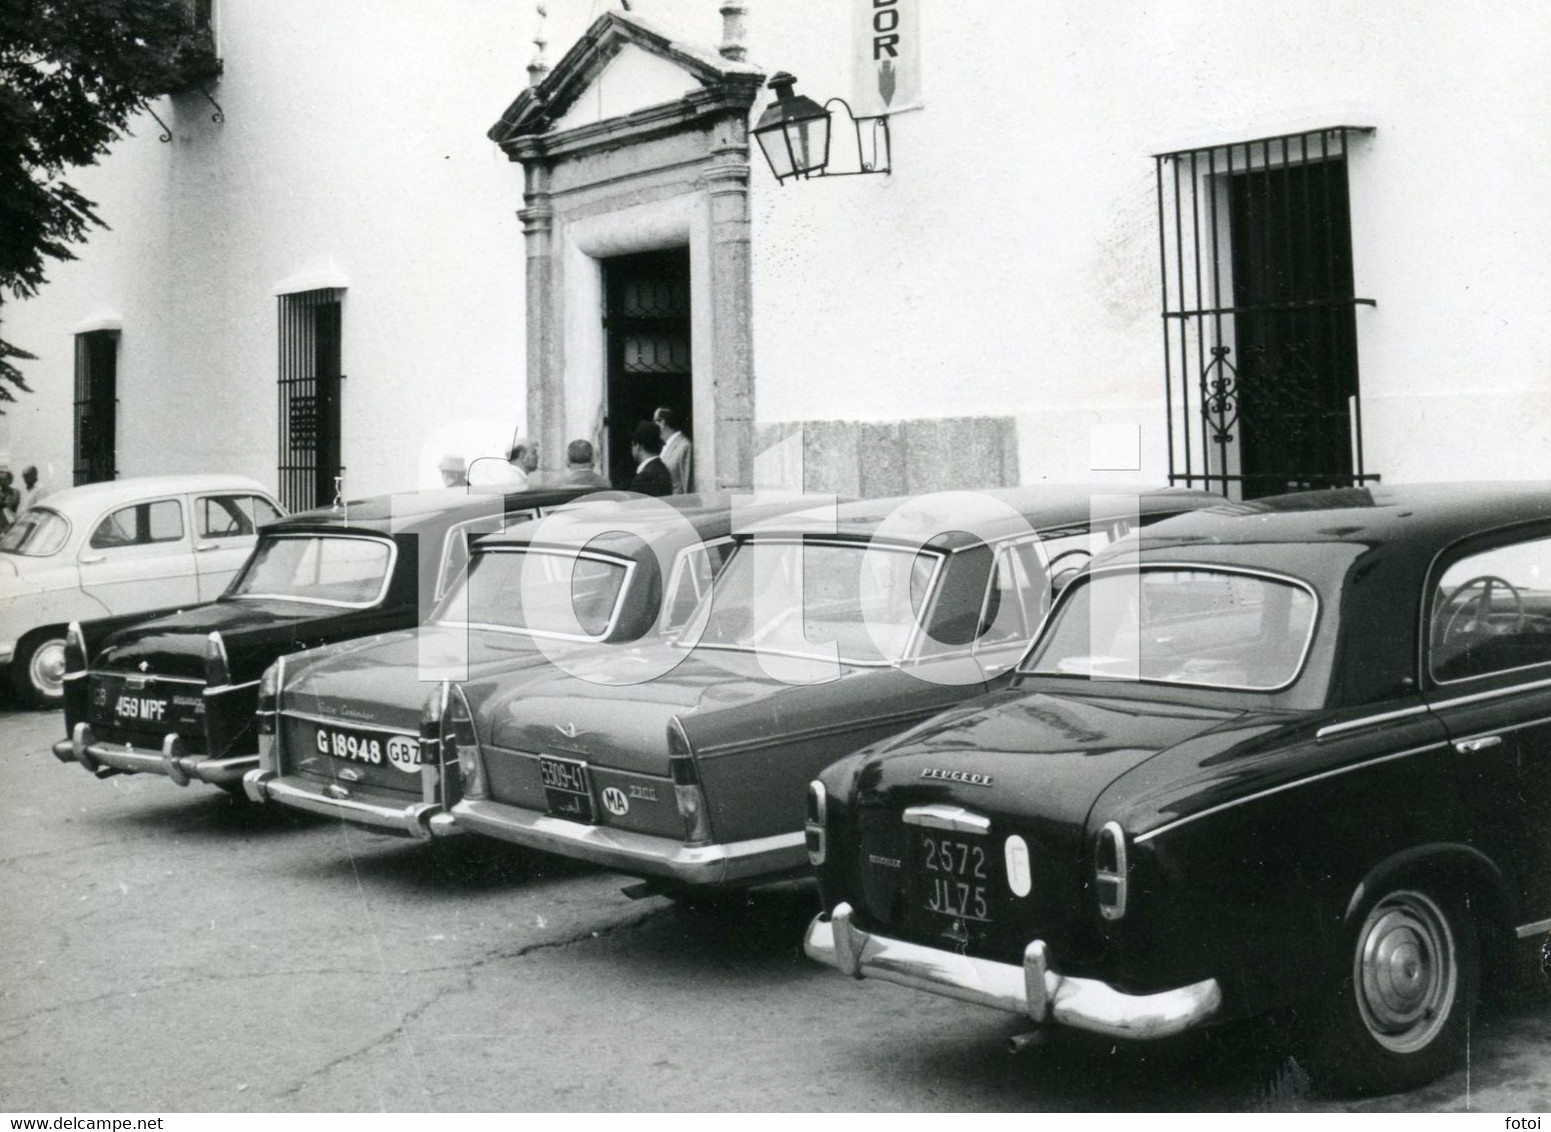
[853,0,921,116]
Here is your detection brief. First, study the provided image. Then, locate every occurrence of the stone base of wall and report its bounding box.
[754,416,1019,496]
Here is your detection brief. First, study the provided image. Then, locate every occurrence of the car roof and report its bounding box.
[1127,482,1551,557]
[261,485,604,537]
[31,474,271,518]
[739,485,1223,550]
[476,491,833,555]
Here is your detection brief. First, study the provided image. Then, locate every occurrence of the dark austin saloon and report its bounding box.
[803,482,1551,1094]
[448,486,1218,891]
[52,486,594,792]
[242,493,786,838]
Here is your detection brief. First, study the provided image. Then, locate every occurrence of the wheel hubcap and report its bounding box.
[1354,890,1457,1053]
[30,638,68,700]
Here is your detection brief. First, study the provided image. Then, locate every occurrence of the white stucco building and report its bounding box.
[4,0,1547,507]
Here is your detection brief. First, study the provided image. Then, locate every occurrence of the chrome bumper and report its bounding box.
[450,798,805,885]
[242,769,457,840]
[54,723,255,787]
[804,903,1222,1041]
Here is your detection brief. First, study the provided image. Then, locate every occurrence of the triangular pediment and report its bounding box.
[489,9,762,147]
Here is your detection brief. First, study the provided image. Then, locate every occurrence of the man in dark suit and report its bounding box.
[626,420,674,497]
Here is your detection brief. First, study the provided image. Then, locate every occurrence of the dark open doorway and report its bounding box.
[602,248,692,488]
[1228,156,1359,498]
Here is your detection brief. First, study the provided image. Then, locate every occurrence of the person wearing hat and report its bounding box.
[626,421,673,497]
[438,454,468,488]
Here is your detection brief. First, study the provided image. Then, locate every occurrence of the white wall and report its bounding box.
[6,0,1548,493]
[736,0,1551,484]
[4,0,538,498]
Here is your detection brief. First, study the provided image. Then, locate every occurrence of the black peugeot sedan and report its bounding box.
[52,485,596,794]
[804,482,1549,1095]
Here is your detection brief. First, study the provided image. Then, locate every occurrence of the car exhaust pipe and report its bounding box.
[1007,1029,1048,1055]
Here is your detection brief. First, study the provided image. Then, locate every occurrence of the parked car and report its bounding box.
[1,475,281,708]
[241,493,812,837]
[446,486,1220,893]
[52,485,596,793]
[803,482,1551,1095]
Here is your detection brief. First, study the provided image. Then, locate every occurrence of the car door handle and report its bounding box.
[194,543,217,552]
[1454,735,1503,754]
[80,554,105,565]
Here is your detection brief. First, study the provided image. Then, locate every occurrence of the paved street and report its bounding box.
[2,704,1547,1113]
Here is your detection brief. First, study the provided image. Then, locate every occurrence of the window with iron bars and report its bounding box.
[73,330,119,485]
[1155,126,1378,499]
[276,289,344,512]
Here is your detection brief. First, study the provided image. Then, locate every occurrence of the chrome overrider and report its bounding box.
[804,903,1223,1041]
[51,722,255,788]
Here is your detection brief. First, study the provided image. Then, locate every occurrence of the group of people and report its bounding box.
[0,465,45,533]
[438,407,693,498]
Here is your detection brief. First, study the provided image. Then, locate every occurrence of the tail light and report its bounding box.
[64,621,87,676]
[429,682,482,802]
[255,658,284,772]
[667,716,711,843]
[805,780,827,866]
[204,631,231,688]
[1095,821,1128,922]
[418,680,449,780]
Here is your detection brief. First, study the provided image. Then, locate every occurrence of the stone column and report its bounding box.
[517,158,564,477]
[703,113,756,491]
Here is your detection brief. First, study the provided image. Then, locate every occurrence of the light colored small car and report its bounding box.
[0,475,281,707]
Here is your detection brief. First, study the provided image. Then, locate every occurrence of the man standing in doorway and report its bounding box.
[654,407,692,495]
[627,421,673,497]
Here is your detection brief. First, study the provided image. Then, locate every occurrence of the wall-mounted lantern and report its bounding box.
[752,72,891,185]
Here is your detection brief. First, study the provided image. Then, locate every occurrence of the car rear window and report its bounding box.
[0,508,70,556]
[228,535,393,606]
[436,548,631,640]
[689,540,941,666]
[1022,567,1318,691]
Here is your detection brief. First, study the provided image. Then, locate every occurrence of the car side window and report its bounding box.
[90,500,185,549]
[250,496,283,525]
[974,540,1047,651]
[1429,534,1551,683]
[661,539,736,631]
[199,495,256,538]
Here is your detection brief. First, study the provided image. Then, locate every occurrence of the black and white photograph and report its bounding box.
[1,0,1548,1116]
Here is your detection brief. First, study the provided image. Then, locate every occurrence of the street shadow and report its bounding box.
[815,981,1550,1112]
[86,786,328,840]
[282,830,607,894]
[598,879,823,970]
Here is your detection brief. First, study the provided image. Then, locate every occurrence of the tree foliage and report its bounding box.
[0,0,220,405]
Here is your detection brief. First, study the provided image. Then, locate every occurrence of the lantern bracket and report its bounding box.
[816,98,891,181]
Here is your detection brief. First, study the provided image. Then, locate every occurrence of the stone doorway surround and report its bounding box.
[488,9,763,491]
